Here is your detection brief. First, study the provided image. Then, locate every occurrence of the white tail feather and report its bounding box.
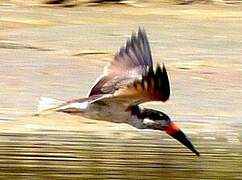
[37,97,65,114]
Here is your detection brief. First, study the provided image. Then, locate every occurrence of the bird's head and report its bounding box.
[126,105,200,156]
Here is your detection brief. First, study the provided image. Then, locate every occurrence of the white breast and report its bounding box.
[83,102,129,123]
[57,100,129,124]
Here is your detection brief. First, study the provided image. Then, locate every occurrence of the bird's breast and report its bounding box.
[83,102,129,123]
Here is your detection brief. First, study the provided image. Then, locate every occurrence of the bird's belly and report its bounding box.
[83,103,129,123]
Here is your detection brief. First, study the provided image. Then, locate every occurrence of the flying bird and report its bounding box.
[38,28,199,156]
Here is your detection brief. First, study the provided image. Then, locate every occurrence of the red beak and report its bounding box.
[165,122,200,156]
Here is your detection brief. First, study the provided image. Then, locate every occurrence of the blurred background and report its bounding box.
[0,0,242,179]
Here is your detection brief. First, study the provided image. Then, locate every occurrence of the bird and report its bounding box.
[38,28,200,156]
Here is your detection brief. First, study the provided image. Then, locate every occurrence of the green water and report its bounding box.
[0,129,241,179]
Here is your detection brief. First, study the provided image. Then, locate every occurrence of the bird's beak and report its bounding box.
[165,122,200,156]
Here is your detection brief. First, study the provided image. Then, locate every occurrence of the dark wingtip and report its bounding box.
[162,63,166,71]
[161,64,170,101]
[138,26,145,34]
[154,64,170,101]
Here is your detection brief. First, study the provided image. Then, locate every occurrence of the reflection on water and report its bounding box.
[0,127,241,179]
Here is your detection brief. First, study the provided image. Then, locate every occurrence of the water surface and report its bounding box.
[0,3,242,179]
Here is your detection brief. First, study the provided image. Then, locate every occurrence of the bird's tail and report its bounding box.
[37,97,65,115]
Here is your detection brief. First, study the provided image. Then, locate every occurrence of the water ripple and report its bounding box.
[0,130,241,179]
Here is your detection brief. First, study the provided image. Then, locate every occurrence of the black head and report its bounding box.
[125,105,141,115]
[127,107,200,156]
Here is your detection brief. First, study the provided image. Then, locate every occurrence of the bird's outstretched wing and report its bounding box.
[105,28,153,75]
[90,64,170,106]
[88,28,170,106]
[112,64,170,103]
[88,28,153,96]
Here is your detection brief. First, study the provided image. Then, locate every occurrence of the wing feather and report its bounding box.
[106,28,153,75]
[88,28,170,106]
[91,64,170,107]
[89,28,153,97]
[113,64,170,103]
